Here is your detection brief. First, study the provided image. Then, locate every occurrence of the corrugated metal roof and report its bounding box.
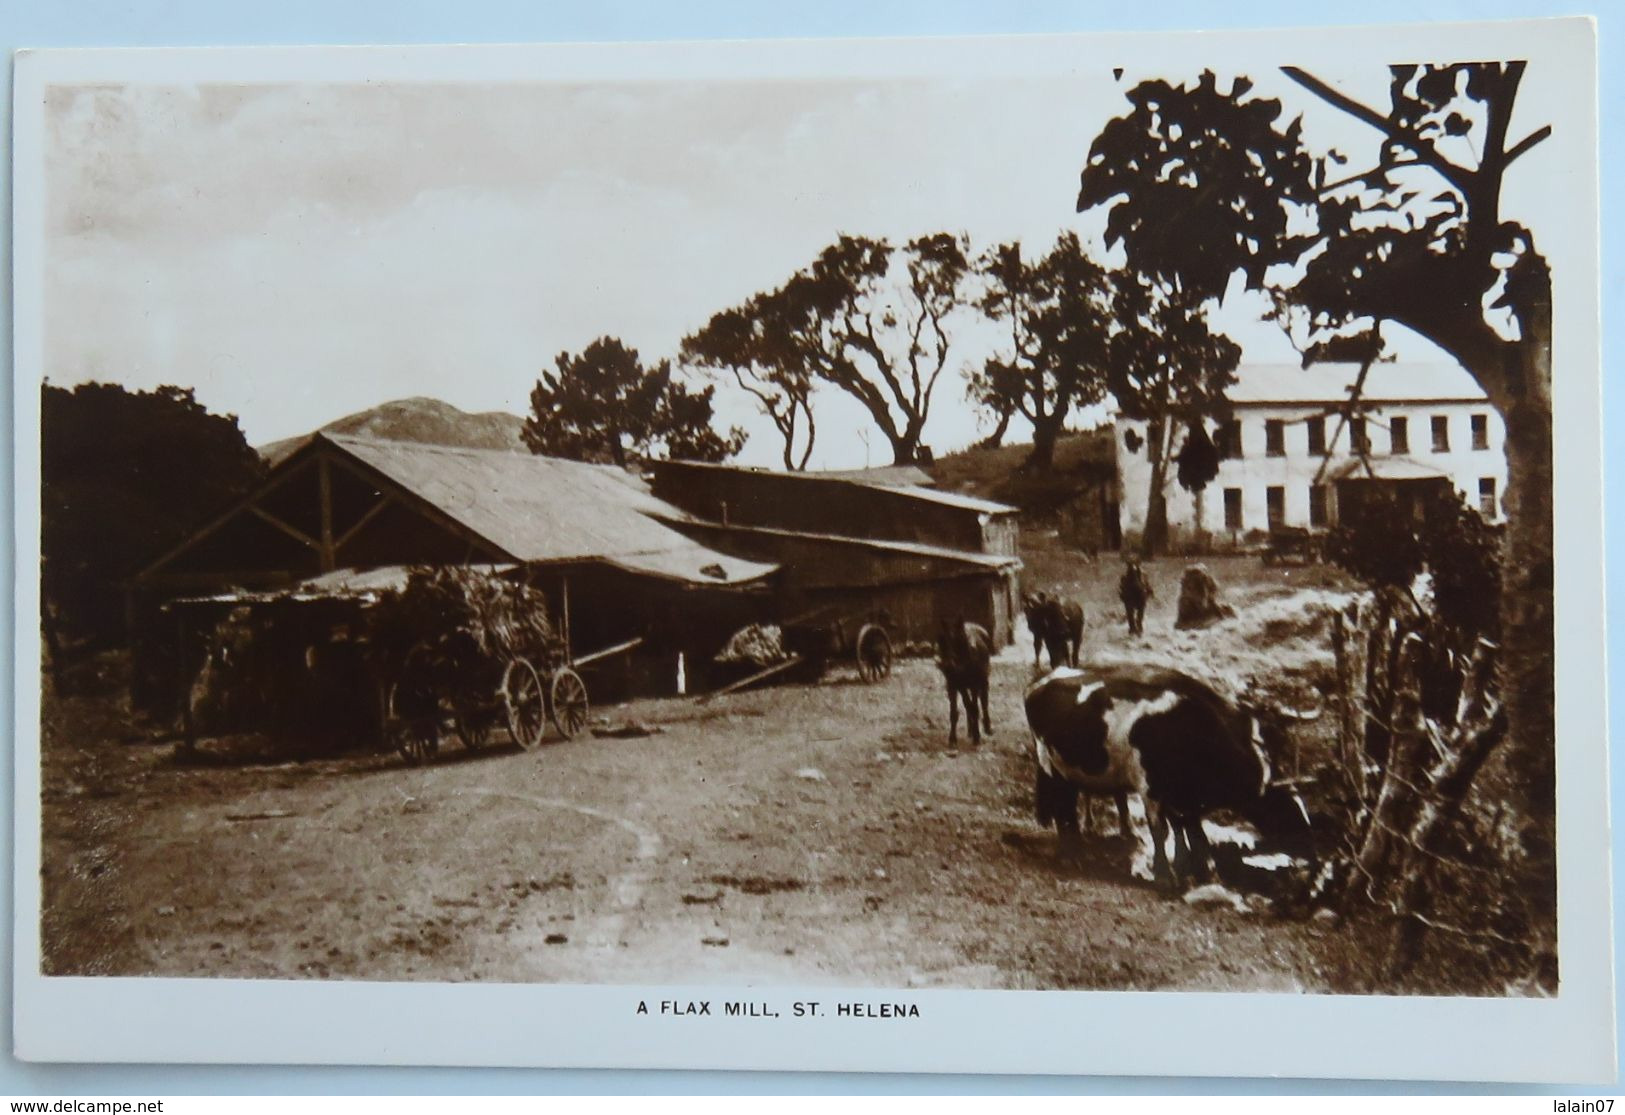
[1327,456,1457,482]
[323,435,777,586]
[653,459,1017,516]
[1226,362,1489,406]
[814,464,937,488]
[655,515,1023,572]
[880,483,1018,516]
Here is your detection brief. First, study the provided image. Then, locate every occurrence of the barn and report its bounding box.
[131,433,779,722]
[647,460,1023,647]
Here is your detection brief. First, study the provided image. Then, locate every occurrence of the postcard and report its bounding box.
[10,17,1612,1081]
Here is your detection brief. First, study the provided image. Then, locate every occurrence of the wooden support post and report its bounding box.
[318,457,336,572]
[176,610,195,755]
[561,575,572,665]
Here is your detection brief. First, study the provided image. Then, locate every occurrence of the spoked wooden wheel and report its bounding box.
[855,623,893,683]
[549,667,590,740]
[390,645,442,764]
[502,658,547,751]
[453,702,493,749]
[387,685,440,765]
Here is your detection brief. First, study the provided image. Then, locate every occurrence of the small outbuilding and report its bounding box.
[647,460,1023,646]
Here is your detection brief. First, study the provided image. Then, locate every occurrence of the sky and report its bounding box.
[41,57,1560,468]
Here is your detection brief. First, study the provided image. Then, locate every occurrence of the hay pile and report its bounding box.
[370,566,556,670]
[715,624,788,667]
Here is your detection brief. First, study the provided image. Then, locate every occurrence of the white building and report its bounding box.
[1115,362,1509,550]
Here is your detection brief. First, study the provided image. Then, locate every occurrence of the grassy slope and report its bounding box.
[929,428,1116,519]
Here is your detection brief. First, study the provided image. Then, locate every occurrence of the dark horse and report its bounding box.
[936,619,993,746]
[1022,592,1084,668]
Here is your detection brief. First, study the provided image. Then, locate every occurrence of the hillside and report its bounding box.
[929,427,1116,517]
[260,397,527,465]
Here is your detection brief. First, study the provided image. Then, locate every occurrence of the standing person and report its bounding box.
[1119,559,1153,636]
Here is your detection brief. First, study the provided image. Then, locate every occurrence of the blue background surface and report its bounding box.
[0,0,1615,1096]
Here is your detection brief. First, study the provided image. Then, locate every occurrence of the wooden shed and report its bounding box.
[130,434,778,716]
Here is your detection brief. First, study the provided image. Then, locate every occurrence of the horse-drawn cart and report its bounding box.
[786,605,895,683]
[701,605,894,702]
[1260,525,1327,566]
[376,566,636,764]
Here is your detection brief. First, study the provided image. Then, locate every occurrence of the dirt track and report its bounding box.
[42,556,1380,991]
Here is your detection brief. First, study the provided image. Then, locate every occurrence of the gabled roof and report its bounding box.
[1224,362,1489,406]
[142,433,776,589]
[323,435,776,585]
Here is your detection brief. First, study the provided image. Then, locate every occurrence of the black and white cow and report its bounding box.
[1024,663,1316,888]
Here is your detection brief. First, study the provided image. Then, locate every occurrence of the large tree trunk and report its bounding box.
[1024,399,1072,472]
[1139,417,1171,558]
[1490,320,1556,986]
[977,406,1013,450]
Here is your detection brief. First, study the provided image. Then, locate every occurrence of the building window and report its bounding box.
[1223,487,1243,531]
[1266,486,1285,528]
[1308,485,1329,527]
[1350,417,1370,454]
[1306,416,1326,456]
[1217,419,1243,459]
[1265,419,1286,457]
[1390,416,1409,454]
[1479,477,1498,518]
[1471,413,1490,450]
[1432,415,1451,452]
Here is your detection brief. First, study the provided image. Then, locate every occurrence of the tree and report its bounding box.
[523,336,745,467]
[967,233,1114,471]
[41,382,266,653]
[1108,272,1240,556]
[1078,64,1556,979]
[680,298,819,470]
[774,233,972,465]
[1174,419,1222,539]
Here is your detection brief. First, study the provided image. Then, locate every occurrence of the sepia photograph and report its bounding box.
[9,16,1611,1079]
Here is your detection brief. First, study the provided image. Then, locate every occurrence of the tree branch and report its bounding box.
[1503,125,1552,167]
[1281,66,1476,192]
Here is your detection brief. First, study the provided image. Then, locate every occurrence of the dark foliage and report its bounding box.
[966,233,1112,471]
[1078,71,1319,301]
[1326,493,1503,641]
[1174,421,1220,495]
[681,300,819,470]
[41,383,265,647]
[686,233,971,466]
[523,337,745,467]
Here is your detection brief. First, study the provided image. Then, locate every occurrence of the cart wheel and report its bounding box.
[389,646,442,765]
[549,667,590,739]
[855,624,893,682]
[454,703,492,749]
[502,658,546,751]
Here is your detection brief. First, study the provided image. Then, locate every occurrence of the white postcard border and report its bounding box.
[9,19,1612,1082]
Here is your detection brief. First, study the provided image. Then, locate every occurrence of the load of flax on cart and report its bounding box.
[370,565,578,762]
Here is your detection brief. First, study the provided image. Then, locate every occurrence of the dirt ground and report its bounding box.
[42,552,1398,992]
